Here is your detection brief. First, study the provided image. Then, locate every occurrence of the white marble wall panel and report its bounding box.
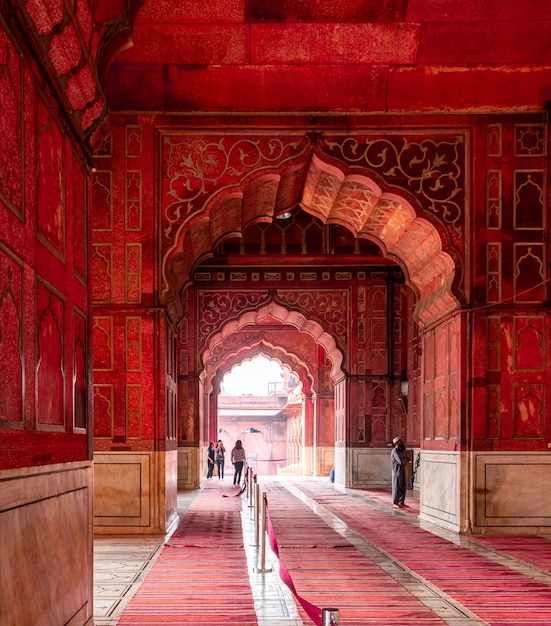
[316,445,335,476]
[0,462,93,626]
[94,450,179,535]
[419,450,461,532]
[94,453,150,528]
[349,448,393,488]
[165,449,178,522]
[474,452,551,532]
[177,446,200,489]
[334,444,346,488]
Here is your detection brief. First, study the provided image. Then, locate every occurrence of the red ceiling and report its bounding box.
[101,0,551,113]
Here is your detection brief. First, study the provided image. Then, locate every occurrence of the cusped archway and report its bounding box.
[164,149,459,328]
[201,300,344,389]
[210,344,314,398]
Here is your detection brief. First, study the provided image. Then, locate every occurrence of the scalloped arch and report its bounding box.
[163,151,458,328]
[206,342,315,396]
[201,301,344,388]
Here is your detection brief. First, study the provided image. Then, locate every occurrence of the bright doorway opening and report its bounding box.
[218,356,303,475]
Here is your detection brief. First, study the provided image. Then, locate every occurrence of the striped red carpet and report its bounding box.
[263,480,446,625]
[116,477,551,625]
[291,479,551,626]
[117,480,257,625]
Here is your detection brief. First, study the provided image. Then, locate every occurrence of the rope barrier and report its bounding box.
[265,502,324,626]
[238,468,340,624]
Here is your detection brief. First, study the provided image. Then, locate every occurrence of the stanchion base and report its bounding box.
[253,567,273,573]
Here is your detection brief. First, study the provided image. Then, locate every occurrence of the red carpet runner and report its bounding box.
[117,479,257,625]
[290,478,551,626]
[263,480,446,625]
[116,476,551,625]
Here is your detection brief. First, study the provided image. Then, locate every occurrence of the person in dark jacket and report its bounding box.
[391,436,410,508]
[231,439,247,485]
[206,442,215,479]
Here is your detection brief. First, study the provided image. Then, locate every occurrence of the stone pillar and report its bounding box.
[314,393,335,476]
[302,394,315,475]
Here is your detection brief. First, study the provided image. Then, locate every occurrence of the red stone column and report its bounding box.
[302,393,315,475]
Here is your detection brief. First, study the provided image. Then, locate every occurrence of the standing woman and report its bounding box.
[231,439,247,485]
[206,442,215,479]
[215,439,226,479]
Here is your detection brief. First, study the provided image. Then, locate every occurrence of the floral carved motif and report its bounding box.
[277,290,348,349]
[198,289,348,358]
[320,134,466,245]
[161,134,309,240]
[199,291,271,346]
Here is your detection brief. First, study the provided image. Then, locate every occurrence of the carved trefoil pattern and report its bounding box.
[486,243,501,303]
[73,309,87,430]
[125,170,142,231]
[514,384,545,438]
[126,125,143,159]
[514,171,544,230]
[514,317,544,372]
[36,281,65,429]
[125,243,142,304]
[514,243,546,302]
[487,124,502,157]
[486,170,502,229]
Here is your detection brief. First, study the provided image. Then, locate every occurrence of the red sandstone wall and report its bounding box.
[0,14,91,470]
[470,121,550,450]
[91,121,176,454]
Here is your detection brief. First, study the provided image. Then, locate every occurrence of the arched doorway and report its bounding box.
[164,136,463,526]
[198,308,340,480]
[216,354,307,478]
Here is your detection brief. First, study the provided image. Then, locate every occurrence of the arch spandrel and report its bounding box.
[162,135,462,328]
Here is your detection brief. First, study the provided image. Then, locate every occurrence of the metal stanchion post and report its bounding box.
[248,469,255,507]
[321,608,340,625]
[250,482,260,546]
[254,491,272,573]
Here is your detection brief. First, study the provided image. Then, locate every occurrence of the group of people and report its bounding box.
[206,439,247,485]
[205,434,412,507]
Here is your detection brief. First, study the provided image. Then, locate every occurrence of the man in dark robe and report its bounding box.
[391,436,410,508]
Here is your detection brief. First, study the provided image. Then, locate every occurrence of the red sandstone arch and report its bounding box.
[164,151,459,328]
[209,343,314,397]
[200,301,344,389]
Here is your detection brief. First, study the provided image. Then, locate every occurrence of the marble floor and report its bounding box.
[93,490,198,626]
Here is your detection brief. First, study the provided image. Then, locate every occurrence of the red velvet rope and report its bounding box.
[265,504,322,626]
